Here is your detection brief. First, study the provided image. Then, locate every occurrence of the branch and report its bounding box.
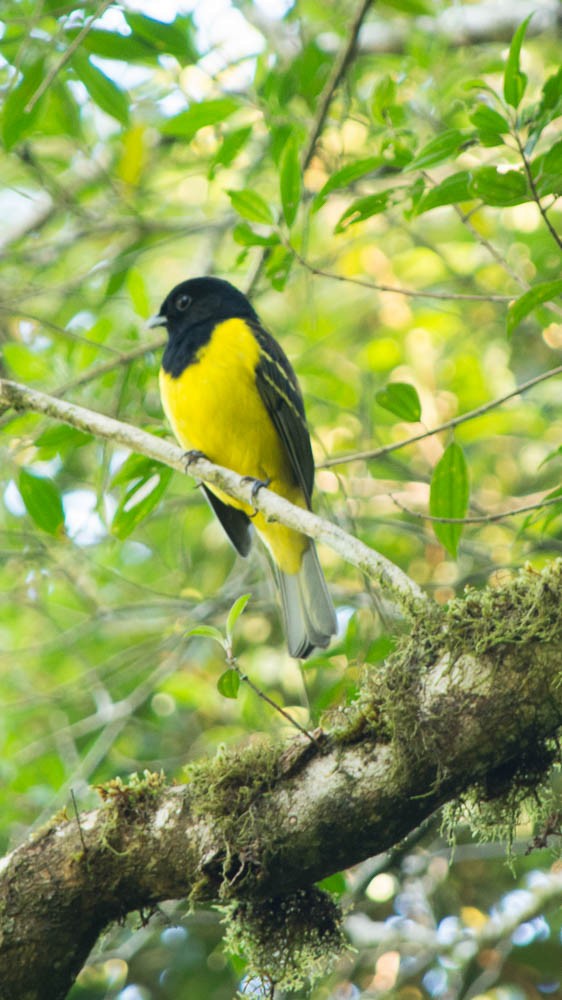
[24,0,114,113]
[318,363,562,469]
[389,490,562,525]
[0,378,423,604]
[2,561,561,998]
[246,0,374,295]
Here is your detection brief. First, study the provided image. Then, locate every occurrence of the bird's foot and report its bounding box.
[241,475,271,515]
[183,449,206,471]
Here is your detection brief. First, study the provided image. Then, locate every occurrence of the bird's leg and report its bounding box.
[241,475,271,516]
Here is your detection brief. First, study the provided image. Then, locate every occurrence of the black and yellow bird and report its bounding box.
[149,276,337,659]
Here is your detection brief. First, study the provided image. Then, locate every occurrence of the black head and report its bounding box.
[149,276,258,338]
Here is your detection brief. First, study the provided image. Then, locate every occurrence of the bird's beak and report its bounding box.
[146,313,167,329]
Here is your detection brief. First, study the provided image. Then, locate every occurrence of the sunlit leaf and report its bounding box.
[415,171,472,213]
[335,191,392,231]
[35,425,93,456]
[226,593,251,642]
[279,136,302,228]
[405,130,465,172]
[228,189,275,225]
[217,668,240,699]
[531,140,562,197]
[232,224,279,247]
[18,469,65,536]
[187,625,225,644]
[314,156,382,211]
[111,465,172,539]
[376,382,421,422]
[429,443,469,558]
[209,126,252,178]
[507,280,562,336]
[470,105,510,146]
[2,58,46,148]
[161,98,239,138]
[72,51,129,126]
[124,11,197,63]
[469,166,528,206]
[503,14,532,108]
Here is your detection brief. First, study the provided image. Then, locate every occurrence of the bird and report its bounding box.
[148,275,337,659]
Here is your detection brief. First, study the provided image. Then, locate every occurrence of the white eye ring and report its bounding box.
[176,294,192,311]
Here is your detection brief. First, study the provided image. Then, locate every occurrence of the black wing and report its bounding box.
[202,485,252,557]
[252,322,314,507]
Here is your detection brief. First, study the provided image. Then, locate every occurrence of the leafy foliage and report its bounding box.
[1,1,561,997]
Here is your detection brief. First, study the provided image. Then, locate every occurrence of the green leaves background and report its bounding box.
[1,2,562,996]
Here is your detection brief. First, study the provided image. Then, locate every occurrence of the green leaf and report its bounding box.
[314,157,382,211]
[209,126,252,177]
[264,245,293,290]
[217,668,240,699]
[111,464,172,539]
[405,129,465,171]
[503,14,532,108]
[371,75,397,123]
[226,593,251,642]
[335,191,392,232]
[228,188,274,225]
[507,279,562,336]
[161,98,239,138]
[376,382,421,422]
[381,0,434,12]
[469,166,528,206]
[366,635,397,663]
[279,136,302,228]
[35,425,93,457]
[233,224,279,247]
[187,625,225,644]
[531,140,562,197]
[429,443,470,558]
[124,12,197,63]
[415,171,472,214]
[72,51,129,126]
[2,58,46,148]
[18,468,65,536]
[70,28,154,63]
[470,105,510,146]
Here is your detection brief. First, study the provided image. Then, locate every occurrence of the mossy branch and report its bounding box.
[2,564,562,999]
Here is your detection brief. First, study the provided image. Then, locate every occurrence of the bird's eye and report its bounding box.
[175,293,192,312]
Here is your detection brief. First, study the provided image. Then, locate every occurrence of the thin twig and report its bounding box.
[289,246,512,302]
[515,132,562,251]
[300,0,374,168]
[246,0,374,296]
[70,789,88,859]
[25,0,114,113]
[389,491,562,525]
[318,363,562,469]
[231,661,319,746]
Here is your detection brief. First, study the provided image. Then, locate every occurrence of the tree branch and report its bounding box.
[0,378,423,604]
[2,561,561,998]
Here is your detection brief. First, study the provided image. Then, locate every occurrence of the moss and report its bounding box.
[95,770,167,854]
[222,887,346,994]
[185,738,286,900]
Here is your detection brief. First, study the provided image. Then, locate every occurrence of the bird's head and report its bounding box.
[148,276,258,338]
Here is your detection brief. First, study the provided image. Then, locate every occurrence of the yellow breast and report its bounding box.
[159,317,309,572]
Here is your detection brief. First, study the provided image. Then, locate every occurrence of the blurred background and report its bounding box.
[1,0,562,996]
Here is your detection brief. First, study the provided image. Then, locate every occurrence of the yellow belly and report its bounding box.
[159,317,309,573]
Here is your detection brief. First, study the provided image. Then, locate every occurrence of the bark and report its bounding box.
[1,577,561,999]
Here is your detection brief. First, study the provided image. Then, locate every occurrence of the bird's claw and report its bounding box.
[183,449,206,471]
[241,475,271,515]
